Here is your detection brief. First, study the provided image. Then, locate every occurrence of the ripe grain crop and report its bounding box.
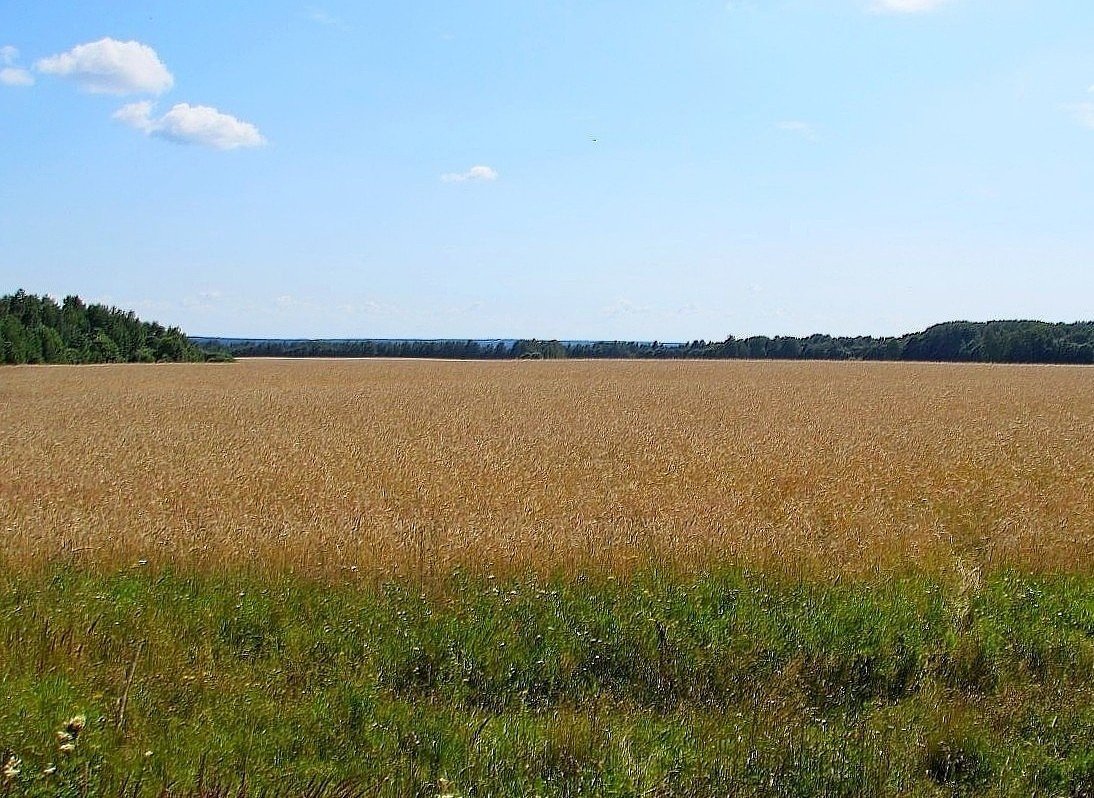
[1,359,1091,577]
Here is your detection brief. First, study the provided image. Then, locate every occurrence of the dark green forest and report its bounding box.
[0,290,215,364]
[4,290,1092,365]
[198,319,1094,364]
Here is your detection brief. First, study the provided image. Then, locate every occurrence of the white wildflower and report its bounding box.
[2,756,19,780]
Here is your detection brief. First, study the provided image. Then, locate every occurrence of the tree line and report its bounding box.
[0,290,221,364]
[199,319,1094,364]
[4,289,1091,365]
[196,337,574,360]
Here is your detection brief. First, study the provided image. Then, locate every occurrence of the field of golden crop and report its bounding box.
[1,359,1091,576]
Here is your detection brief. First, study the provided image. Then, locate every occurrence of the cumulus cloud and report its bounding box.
[870,0,952,12]
[114,101,266,149]
[36,38,173,95]
[113,100,156,128]
[0,67,34,86]
[440,165,499,183]
[1,45,18,65]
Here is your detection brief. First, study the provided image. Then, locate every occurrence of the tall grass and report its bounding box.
[1,568,1092,796]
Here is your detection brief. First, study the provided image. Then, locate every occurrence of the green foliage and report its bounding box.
[0,568,1091,796]
[196,320,1094,364]
[0,290,217,365]
[512,339,568,359]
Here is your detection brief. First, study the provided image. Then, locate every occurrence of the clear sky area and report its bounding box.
[2,1,1092,340]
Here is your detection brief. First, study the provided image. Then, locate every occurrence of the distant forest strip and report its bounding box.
[0,290,222,364]
[4,290,1092,365]
[198,319,1094,364]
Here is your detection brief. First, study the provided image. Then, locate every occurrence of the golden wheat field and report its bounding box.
[1,359,1091,576]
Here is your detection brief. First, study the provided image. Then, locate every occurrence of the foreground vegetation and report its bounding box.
[1,567,1092,796]
[2,360,1090,794]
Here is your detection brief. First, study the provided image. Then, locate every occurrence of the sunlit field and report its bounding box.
[2,359,1093,796]
[2,359,1092,576]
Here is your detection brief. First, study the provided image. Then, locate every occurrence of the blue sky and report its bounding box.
[2,0,1092,340]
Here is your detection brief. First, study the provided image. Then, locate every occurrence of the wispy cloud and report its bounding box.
[0,45,34,86]
[337,299,397,317]
[182,290,225,312]
[602,298,651,317]
[1063,85,1094,130]
[36,38,173,95]
[776,120,818,140]
[0,67,34,86]
[870,0,953,13]
[1065,102,1094,130]
[274,294,324,313]
[114,101,266,150]
[304,6,349,30]
[440,165,499,183]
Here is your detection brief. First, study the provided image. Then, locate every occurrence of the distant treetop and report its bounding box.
[0,289,224,365]
[195,320,1094,365]
[5,288,1091,366]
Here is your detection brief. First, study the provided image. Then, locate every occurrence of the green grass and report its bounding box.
[1,567,1092,796]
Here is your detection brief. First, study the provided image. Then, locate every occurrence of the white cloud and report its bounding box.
[777,120,817,140]
[113,100,156,128]
[870,0,952,13]
[337,299,394,316]
[114,101,266,150]
[440,165,499,183]
[1,45,34,86]
[603,298,651,317]
[275,294,317,311]
[1066,102,1094,130]
[0,67,34,87]
[305,6,349,29]
[36,38,173,95]
[182,291,226,312]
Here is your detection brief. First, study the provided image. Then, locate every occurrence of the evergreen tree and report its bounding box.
[0,290,216,365]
